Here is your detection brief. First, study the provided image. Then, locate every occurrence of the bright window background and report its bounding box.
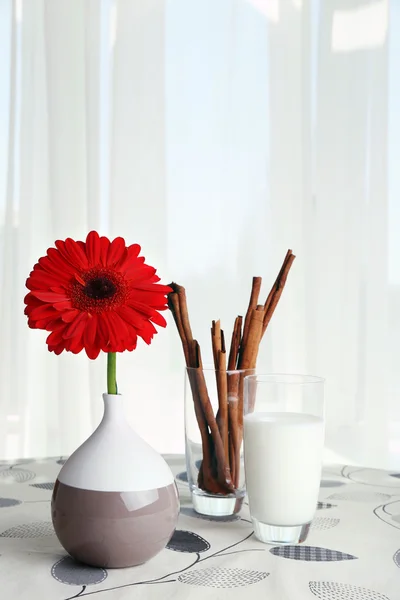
[0,0,398,469]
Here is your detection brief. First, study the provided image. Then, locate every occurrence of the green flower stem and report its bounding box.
[107,352,118,395]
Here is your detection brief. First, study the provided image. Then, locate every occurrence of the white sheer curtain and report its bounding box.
[0,0,398,469]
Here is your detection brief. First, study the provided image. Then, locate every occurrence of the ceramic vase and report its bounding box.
[51,393,179,568]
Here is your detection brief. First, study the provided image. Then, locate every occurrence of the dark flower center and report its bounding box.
[83,277,117,300]
[68,267,128,313]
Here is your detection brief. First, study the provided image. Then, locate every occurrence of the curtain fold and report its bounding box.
[0,0,395,469]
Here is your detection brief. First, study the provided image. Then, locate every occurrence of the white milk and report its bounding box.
[244,412,324,526]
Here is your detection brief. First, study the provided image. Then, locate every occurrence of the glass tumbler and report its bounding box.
[185,367,253,517]
[243,374,325,544]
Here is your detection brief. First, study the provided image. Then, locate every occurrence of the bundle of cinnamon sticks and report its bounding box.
[168,249,295,495]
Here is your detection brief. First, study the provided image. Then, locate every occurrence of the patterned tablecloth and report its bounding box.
[0,456,399,599]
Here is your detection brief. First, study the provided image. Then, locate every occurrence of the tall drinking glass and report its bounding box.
[243,374,325,545]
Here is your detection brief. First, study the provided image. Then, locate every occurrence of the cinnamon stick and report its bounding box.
[168,292,190,366]
[238,307,264,370]
[186,368,214,491]
[264,249,293,314]
[227,371,241,488]
[169,282,196,364]
[229,428,236,487]
[262,251,295,336]
[233,307,264,485]
[192,341,233,492]
[241,276,262,350]
[227,315,242,480]
[211,320,222,370]
[216,337,229,471]
[228,316,242,371]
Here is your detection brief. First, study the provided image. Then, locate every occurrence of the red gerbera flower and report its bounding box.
[24,231,172,359]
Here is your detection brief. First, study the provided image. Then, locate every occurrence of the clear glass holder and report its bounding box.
[191,487,245,517]
[185,367,253,518]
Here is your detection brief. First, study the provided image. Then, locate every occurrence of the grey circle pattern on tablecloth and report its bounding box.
[180,507,241,523]
[393,549,400,568]
[0,498,22,508]
[29,482,54,490]
[309,581,390,599]
[167,530,210,553]
[320,481,345,488]
[342,468,400,488]
[317,502,337,510]
[311,517,340,531]
[392,515,400,524]
[0,521,54,538]
[270,546,357,561]
[1,460,32,467]
[390,473,400,479]
[51,556,107,586]
[175,471,188,483]
[56,459,67,465]
[0,469,36,483]
[178,568,268,588]
[327,491,391,502]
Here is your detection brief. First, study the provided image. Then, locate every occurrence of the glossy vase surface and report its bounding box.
[51,393,179,568]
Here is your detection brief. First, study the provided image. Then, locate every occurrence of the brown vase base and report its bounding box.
[51,480,179,568]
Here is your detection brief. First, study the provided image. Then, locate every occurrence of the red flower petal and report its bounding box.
[46,328,65,347]
[96,314,111,348]
[30,291,69,303]
[61,309,80,323]
[52,344,65,355]
[30,304,60,321]
[118,244,141,271]
[101,312,119,348]
[65,238,89,269]
[125,301,167,328]
[117,306,140,327]
[86,231,101,267]
[100,236,110,266]
[131,282,172,293]
[43,318,64,331]
[66,335,85,354]
[62,312,88,339]
[128,243,141,257]
[84,313,97,348]
[108,311,131,343]
[107,237,125,266]
[150,311,167,328]
[42,251,75,278]
[127,289,169,309]
[149,275,161,283]
[26,270,66,291]
[124,264,156,281]
[136,320,157,344]
[85,345,100,360]
[54,240,77,268]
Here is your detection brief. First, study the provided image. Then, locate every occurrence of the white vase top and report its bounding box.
[57,394,175,492]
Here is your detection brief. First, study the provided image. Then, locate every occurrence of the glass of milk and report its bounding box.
[243,374,325,545]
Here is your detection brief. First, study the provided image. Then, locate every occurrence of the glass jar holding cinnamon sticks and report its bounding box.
[169,250,296,517]
[185,366,254,517]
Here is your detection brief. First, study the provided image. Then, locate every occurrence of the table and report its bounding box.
[0,456,399,599]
